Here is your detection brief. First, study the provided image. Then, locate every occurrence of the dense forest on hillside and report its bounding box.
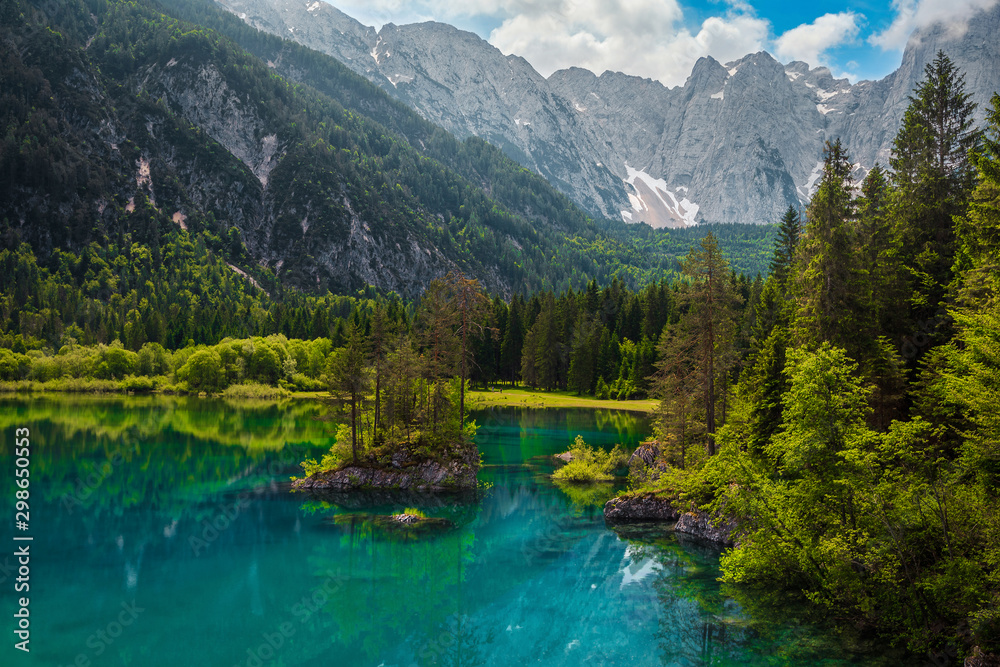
[0,0,774,301]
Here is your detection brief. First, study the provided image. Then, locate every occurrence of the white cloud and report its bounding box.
[869,0,999,50]
[774,12,861,66]
[485,0,769,87]
[327,1,888,86]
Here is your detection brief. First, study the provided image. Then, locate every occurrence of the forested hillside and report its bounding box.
[0,0,773,310]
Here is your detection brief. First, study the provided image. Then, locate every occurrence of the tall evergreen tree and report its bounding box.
[325,323,370,463]
[890,52,981,338]
[770,205,802,285]
[856,164,902,336]
[954,92,1000,305]
[499,295,525,385]
[444,272,492,427]
[795,139,867,358]
[676,232,742,455]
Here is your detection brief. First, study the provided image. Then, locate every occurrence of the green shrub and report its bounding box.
[221,382,290,400]
[121,375,158,392]
[552,435,628,483]
[301,424,353,476]
[177,349,225,392]
[0,348,30,381]
[98,342,138,380]
[137,342,170,376]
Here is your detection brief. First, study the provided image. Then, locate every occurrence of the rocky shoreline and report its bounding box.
[292,447,479,492]
[603,493,737,546]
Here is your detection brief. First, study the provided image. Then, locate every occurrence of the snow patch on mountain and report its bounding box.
[799,160,825,199]
[622,163,699,228]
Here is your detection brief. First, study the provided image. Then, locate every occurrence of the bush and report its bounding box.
[221,382,290,400]
[98,342,138,380]
[248,342,281,384]
[552,435,628,483]
[121,375,158,393]
[29,354,63,382]
[0,348,30,381]
[137,342,170,376]
[288,373,326,391]
[301,424,353,476]
[177,349,225,392]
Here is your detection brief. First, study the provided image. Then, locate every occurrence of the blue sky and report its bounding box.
[327,0,996,86]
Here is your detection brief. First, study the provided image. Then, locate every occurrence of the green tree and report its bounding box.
[444,272,492,427]
[891,52,981,336]
[178,349,224,392]
[326,324,370,463]
[679,232,742,455]
[795,139,868,358]
[770,205,801,285]
[954,92,1000,306]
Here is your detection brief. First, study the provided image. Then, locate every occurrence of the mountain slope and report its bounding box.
[2,0,698,298]
[221,0,1000,226]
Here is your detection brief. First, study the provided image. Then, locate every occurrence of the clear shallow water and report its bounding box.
[0,397,911,666]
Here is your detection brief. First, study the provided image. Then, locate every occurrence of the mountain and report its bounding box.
[3,0,727,299]
[219,0,1000,226]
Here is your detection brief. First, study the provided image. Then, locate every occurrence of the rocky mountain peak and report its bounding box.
[220,0,1000,226]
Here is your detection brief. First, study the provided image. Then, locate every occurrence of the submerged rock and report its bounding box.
[293,447,479,492]
[603,494,679,523]
[674,510,738,547]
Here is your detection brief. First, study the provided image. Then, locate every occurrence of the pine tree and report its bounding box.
[651,320,704,467]
[444,272,492,427]
[325,323,370,463]
[891,52,981,336]
[770,205,801,285]
[954,93,1000,305]
[795,139,867,358]
[670,232,743,455]
[499,295,524,385]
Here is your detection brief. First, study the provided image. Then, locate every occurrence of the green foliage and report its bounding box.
[552,435,627,483]
[177,349,224,392]
[608,59,1000,659]
[221,382,291,400]
[891,51,982,345]
[770,205,801,284]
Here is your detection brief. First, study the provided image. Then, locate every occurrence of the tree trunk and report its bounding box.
[351,394,358,462]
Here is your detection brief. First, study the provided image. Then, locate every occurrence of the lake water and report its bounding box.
[0,396,912,666]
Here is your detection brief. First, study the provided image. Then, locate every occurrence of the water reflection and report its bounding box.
[0,398,904,666]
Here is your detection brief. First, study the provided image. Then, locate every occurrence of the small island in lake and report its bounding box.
[293,276,488,493]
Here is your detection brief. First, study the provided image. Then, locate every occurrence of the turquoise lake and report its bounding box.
[0,397,912,666]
